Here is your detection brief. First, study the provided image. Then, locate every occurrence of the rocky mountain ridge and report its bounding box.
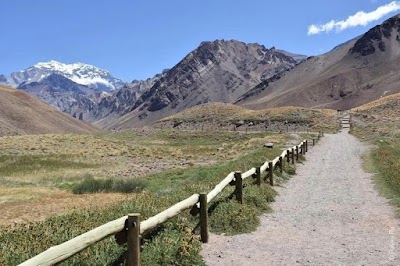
[99,39,302,128]
[69,72,166,122]
[238,14,400,111]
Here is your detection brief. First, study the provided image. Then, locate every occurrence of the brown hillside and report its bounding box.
[96,40,300,128]
[239,14,400,111]
[0,85,97,136]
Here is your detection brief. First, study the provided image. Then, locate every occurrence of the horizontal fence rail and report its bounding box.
[19,132,324,266]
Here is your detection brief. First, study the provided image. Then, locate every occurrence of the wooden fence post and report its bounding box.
[279,156,283,174]
[286,149,290,163]
[234,172,243,203]
[291,148,295,164]
[127,214,140,266]
[305,140,308,152]
[199,193,208,243]
[296,146,299,161]
[255,167,261,187]
[268,162,274,186]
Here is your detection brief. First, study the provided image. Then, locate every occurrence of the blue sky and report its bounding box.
[1,0,399,81]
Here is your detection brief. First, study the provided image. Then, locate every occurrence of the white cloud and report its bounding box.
[308,1,400,35]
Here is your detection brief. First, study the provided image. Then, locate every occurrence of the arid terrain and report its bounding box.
[2,8,400,266]
[239,15,400,111]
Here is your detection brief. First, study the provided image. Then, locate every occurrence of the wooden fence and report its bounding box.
[19,132,324,266]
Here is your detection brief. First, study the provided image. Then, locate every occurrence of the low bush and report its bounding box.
[243,184,277,211]
[72,176,146,194]
[141,218,204,266]
[209,201,260,235]
[0,154,94,176]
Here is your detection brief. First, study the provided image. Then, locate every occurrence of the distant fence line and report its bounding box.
[156,120,316,134]
[20,132,325,266]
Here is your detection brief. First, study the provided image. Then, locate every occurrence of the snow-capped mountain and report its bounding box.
[9,60,125,91]
[0,74,8,84]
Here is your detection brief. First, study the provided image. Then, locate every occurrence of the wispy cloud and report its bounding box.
[308,1,400,35]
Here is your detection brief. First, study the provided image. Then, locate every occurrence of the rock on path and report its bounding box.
[201,129,400,265]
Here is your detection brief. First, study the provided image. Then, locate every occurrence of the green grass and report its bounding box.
[72,175,147,194]
[0,154,94,177]
[352,116,400,214]
[0,140,297,265]
[369,140,400,208]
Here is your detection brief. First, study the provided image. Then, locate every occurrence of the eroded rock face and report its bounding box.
[17,73,96,112]
[351,15,400,56]
[17,40,302,126]
[68,73,165,122]
[133,40,299,114]
[0,74,7,84]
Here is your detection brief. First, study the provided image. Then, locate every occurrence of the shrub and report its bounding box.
[209,201,260,235]
[141,218,204,266]
[72,176,146,194]
[285,164,296,175]
[244,184,277,212]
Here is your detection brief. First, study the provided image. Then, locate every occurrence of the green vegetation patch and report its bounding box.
[0,154,95,177]
[72,175,147,194]
[371,140,400,207]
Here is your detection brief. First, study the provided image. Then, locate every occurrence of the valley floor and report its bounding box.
[201,129,400,265]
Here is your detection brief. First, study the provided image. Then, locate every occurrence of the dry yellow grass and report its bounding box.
[352,92,400,112]
[351,92,400,140]
[0,187,133,227]
[0,130,237,226]
[161,103,335,121]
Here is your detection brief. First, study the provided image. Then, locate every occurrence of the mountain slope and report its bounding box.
[0,85,97,136]
[238,14,400,110]
[98,39,301,128]
[69,72,166,123]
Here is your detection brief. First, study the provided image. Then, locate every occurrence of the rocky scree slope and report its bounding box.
[238,14,400,110]
[98,39,300,128]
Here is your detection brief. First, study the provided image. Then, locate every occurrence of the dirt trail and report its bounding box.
[201,129,400,265]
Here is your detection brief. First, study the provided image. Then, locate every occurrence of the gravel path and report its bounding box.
[201,129,400,265]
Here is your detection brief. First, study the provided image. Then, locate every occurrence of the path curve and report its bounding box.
[201,130,400,265]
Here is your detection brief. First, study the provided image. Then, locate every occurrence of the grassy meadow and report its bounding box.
[0,128,309,265]
[351,94,400,215]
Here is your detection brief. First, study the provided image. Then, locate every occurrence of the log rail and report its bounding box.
[19,132,323,266]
